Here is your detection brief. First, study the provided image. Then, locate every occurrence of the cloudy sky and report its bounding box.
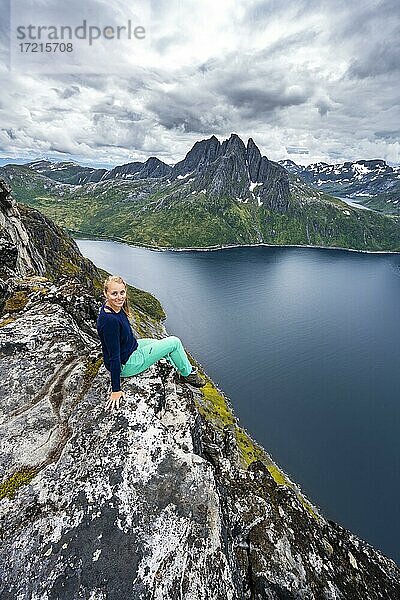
[0,0,399,167]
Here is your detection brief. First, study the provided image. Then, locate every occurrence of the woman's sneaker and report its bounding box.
[180,368,206,387]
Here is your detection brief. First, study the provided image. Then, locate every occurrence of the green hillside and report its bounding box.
[2,163,399,253]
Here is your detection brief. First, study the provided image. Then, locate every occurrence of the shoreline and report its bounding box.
[70,230,400,256]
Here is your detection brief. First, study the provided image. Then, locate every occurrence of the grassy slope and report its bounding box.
[3,165,400,252]
[363,190,400,215]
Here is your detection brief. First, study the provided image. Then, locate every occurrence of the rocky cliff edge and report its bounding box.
[0,179,399,600]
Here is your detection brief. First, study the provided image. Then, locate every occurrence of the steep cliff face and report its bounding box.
[0,182,399,599]
[0,179,46,281]
[0,179,99,291]
[0,179,165,329]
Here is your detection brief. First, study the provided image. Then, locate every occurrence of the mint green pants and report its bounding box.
[120,336,192,379]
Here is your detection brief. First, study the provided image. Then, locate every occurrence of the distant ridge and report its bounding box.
[279,158,400,213]
[1,133,399,251]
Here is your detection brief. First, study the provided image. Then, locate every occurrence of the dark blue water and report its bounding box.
[76,240,400,563]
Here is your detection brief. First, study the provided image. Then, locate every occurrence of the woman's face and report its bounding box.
[104,281,126,312]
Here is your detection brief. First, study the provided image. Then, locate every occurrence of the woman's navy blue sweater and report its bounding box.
[96,304,138,392]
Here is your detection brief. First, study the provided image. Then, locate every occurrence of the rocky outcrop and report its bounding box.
[171,133,291,212]
[0,178,104,317]
[171,135,221,179]
[0,179,100,284]
[0,179,46,280]
[1,279,400,599]
[1,182,400,599]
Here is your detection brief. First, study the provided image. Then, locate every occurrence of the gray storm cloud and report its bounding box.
[0,0,399,166]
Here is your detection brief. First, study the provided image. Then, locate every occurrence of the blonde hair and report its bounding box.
[103,274,131,317]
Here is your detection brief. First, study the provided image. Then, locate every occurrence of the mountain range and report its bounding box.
[279,158,400,214]
[1,133,399,252]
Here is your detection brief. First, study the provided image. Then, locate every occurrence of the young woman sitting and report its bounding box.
[97,274,205,410]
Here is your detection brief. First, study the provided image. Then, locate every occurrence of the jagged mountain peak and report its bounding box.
[192,135,222,154]
[145,156,163,165]
[247,137,259,151]
[246,137,263,181]
[160,132,291,211]
[226,132,243,143]
[171,135,221,178]
[177,133,290,211]
[173,134,263,179]
[220,133,247,159]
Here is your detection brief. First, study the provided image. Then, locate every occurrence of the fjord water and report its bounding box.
[77,240,400,563]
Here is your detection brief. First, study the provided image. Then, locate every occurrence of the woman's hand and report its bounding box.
[106,390,125,411]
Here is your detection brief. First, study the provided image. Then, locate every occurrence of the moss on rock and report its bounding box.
[0,316,16,327]
[267,464,289,486]
[0,467,39,501]
[190,366,322,521]
[84,357,103,382]
[59,258,80,276]
[4,291,28,313]
[235,426,268,467]
[195,376,235,430]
